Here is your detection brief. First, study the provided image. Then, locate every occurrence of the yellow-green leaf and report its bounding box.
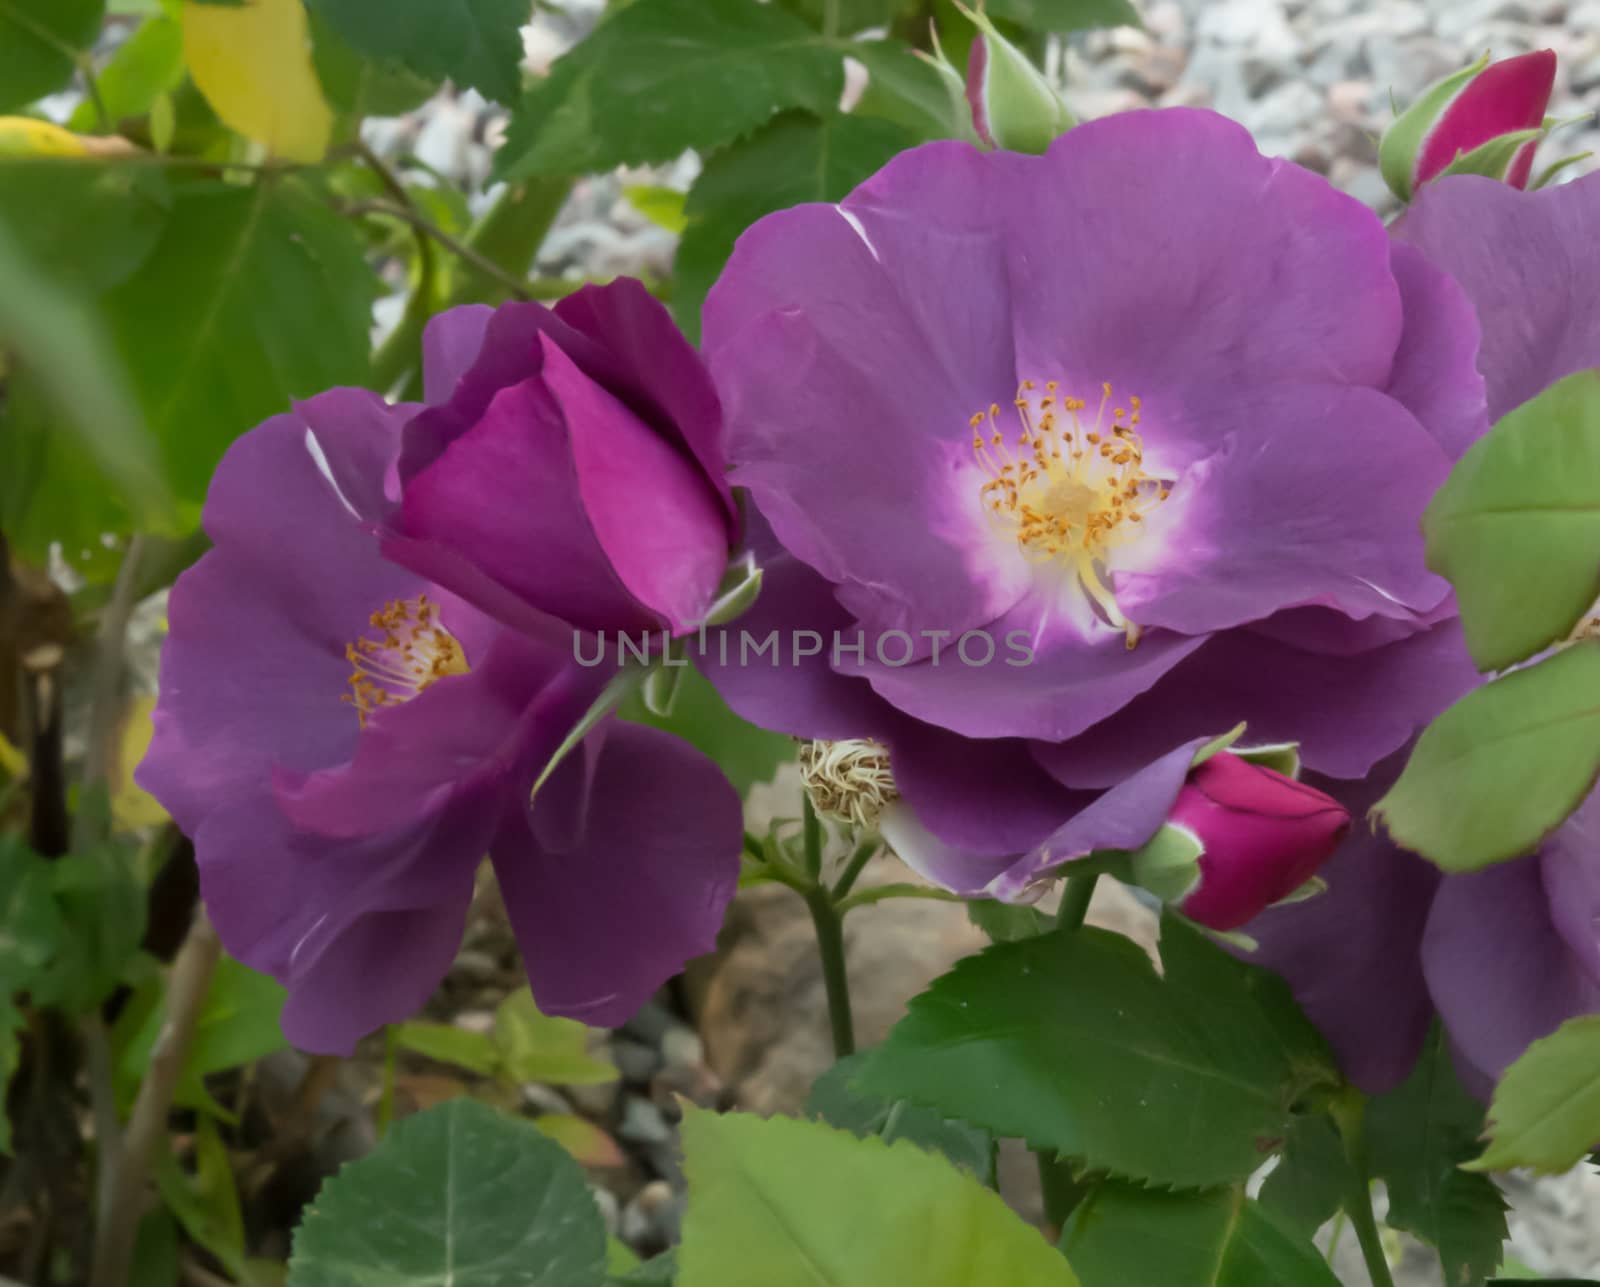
[182,0,332,161]
[1469,1016,1600,1175]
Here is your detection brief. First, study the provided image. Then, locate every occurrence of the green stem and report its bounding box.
[1056,871,1099,932]
[830,838,879,901]
[801,795,824,880]
[1336,1098,1396,1287]
[802,885,855,1057]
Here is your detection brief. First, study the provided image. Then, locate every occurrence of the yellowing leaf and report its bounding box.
[0,730,25,781]
[114,695,168,830]
[181,0,332,161]
[0,117,90,157]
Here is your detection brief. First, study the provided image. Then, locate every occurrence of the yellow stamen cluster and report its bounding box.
[342,594,469,727]
[971,380,1170,637]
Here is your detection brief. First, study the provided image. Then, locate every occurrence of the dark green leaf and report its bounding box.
[1256,1114,1351,1238]
[68,14,184,130]
[304,0,523,102]
[611,1253,675,1285]
[310,10,437,122]
[103,176,377,502]
[0,159,172,291]
[288,1099,608,1287]
[1373,641,1600,871]
[0,0,104,111]
[496,0,844,181]
[857,914,1340,1188]
[0,835,66,982]
[1424,371,1600,670]
[1061,1183,1341,1287]
[33,845,147,1014]
[850,40,978,143]
[674,110,912,340]
[778,0,910,35]
[1368,1028,1506,1287]
[806,1052,995,1185]
[983,0,1139,32]
[678,1106,1079,1285]
[621,665,796,796]
[1470,1015,1600,1175]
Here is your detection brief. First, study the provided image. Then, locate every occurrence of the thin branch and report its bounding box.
[82,1014,124,1231]
[343,199,534,302]
[91,911,222,1287]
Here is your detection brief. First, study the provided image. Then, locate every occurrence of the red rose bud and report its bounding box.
[1165,753,1349,932]
[956,1,1074,153]
[1381,49,1557,201]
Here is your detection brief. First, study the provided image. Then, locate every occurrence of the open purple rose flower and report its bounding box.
[698,108,1484,905]
[1242,165,1600,1092]
[138,283,743,1054]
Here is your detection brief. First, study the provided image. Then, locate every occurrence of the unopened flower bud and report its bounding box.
[1140,753,1349,931]
[799,739,897,831]
[1380,49,1557,201]
[957,2,1074,154]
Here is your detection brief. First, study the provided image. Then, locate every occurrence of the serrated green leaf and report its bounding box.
[1424,371,1600,671]
[496,0,844,182]
[493,987,619,1087]
[983,0,1139,32]
[1470,1015,1600,1175]
[858,914,1339,1188]
[1061,1182,1341,1287]
[0,0,104,111]
[805,1051,995,1185]
[69,14,184,130]
[673,110,912,341]
[678,1106,1078,1285]
[289,1099,608,1287]
[1374,642,1600,871]
[1256,1114,1351,1238]
[967,898,1054,942]
[308,8,437,122]
[32,845,147,1015]
[1369,1028,1506,1287]
[305,0,521,103]
[850,40,979,143]
[620,664,796,796]
[102,176,377,503]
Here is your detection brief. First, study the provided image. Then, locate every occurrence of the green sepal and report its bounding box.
[1437,126,1544,183]
[1127,823,1202,904]
[1379,52,1490,202]
[955,0,1074,154]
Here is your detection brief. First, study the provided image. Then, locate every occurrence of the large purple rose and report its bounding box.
[697,109,1484,897]
[138,284,743,1055]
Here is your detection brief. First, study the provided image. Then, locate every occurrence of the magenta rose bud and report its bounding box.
[1168,753,1350,932]
[1381,49,1557,200]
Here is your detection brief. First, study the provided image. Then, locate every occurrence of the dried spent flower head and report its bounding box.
[798,739,899,832]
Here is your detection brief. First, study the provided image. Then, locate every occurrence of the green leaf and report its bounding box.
[33,845,147,1015]
[0,835,66,982]
[1368,1028,1506,1287]
[0,212,172,556]
[119,956,287,1112]
[678,1106,1079,1285]
[496,0,844,182]
[1373,642,1600,871]
[102,176,377,503]
[309,9,437,122]
[155,1137,251,1281]
[304,0,523,103]
[850,41,979,143]
[984,0,1139,30]
[621,664,796,796]
[967,898,1054,942]
[622,184,687,235]
[493,987,619,1087]
[777,0,910,35]
[1061,1183,1341,1287]
[857,913,1340,1189]
[805,1052,995,1186]
[1424,371,1600,671]
[394,1021,502,1077]
[0,0,104,112]
[68,14,184,130]
[1470,1015,1600,1175]
[288,1099,608,1287]
[0,994,25,1153]
[1256,1114,1350,1239]
[0,159,172,291]
[674,110,912,341]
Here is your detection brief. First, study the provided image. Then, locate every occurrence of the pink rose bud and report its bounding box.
[1380,49,1557,201]
[1166,753,1350,932]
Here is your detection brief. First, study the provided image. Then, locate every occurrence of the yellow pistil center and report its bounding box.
[341,594,469,727]
[971,379,1171,644]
